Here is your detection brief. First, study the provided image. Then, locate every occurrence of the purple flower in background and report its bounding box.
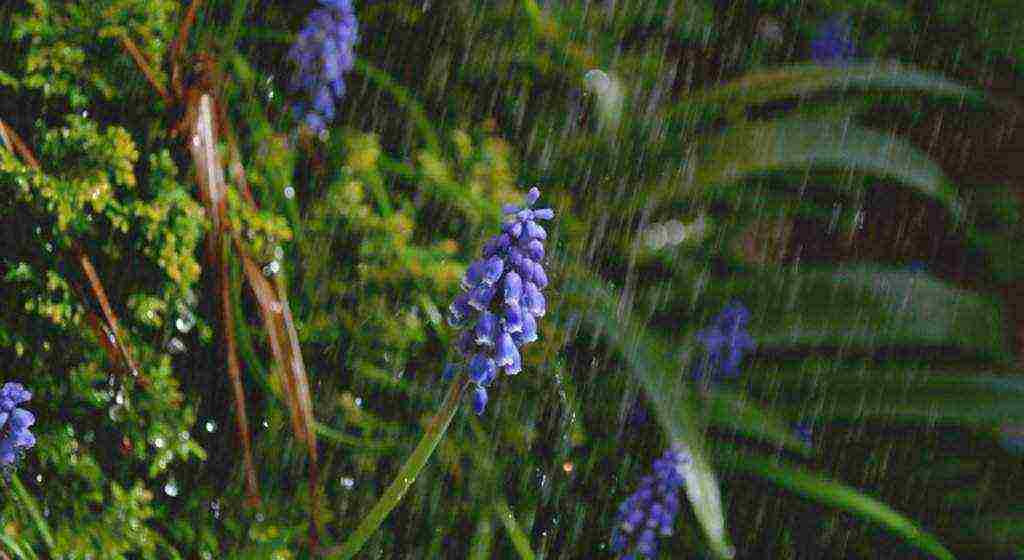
[0,382,36,467]
[794,422,814,447]
[446,188,554,414]
[999,424,1024,456]
[288,0,358,135]
[810,16,855,65]
[691,301,755,387]
[611,444,691,559]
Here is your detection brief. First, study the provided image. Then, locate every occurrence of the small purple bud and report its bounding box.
[469,354,496,386]
[474,311,499,346]
[525,220,547,240]
[482,256,504,285]
[522,282,546,317]
[462,259,485,290]
[502,203,519,214]
[525,239,545,261]
[468,284,496,310]
[503,304,524,333]
[472,385,489,415]
[525,187,541,206]
[448,292,473,326]
[533,208,554,220]
[503,271,523,305]
[517,311,538,345]
[532,263,549,289]
[495,331,520,372]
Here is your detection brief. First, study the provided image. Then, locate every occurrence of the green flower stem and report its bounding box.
[6,474,55,553]
[494,499,536,560]
[327,373,469,559]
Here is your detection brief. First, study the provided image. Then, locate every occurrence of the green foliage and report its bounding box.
[1,0,1024,558]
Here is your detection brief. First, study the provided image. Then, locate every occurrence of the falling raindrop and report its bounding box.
[166,337,186,354]
[164,479,179,497]
[583,69,611,96]
[176,310,196,333]
[284,186,295,199]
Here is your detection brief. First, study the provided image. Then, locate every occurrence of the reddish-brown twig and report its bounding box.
[1,117,146,388]
[118,35,173,105]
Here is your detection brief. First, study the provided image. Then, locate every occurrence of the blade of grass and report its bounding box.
[494,499,537,560]
[5,475,55,554]
[671,61,996,122]
[714,446,955,560]
[690,118,965,222]
[562,273,735,558]
[0,534,36,560]
[325,373,470,559]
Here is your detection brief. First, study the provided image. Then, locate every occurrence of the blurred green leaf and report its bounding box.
[764,359,1024,424]
[715,447,955,560]
[707,388,812,456]
[564,274,735,559]
[494,499,537,560]
[745,265,1009,360]
[674,62,988,119]
[691,118,965,222]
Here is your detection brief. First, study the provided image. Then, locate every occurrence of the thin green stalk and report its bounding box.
[325,374,469,559]
[494,499,536,560]
[6,475,55,553]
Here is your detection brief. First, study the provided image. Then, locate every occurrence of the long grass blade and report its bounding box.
[563,274,735,559]
[691,118,964,222]
[715,447,955,560]
[672,61,993,120]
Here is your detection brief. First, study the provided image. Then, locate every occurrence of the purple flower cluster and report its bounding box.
[288,0,358,135]
[810,16,855,65]
[794,421,814,447]
[0,383,35,467]
[446,188,554,414]
[690,302,755,387]
[611,444,691,559]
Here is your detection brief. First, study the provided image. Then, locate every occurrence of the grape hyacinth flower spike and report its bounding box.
[0,382,36,468]
[288,0,359,136]
[611,444,692,559]
[447,187,554,414]
[690,301,755,388]
[810,15,855,65]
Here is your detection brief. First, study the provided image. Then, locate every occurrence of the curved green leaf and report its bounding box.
[563,275,735,559]
[691,118,965,221]
[763,359,1024,424]
[707,389,812,456]
[673,61,992,118]
[747,265,1009,360]
[715,447,955,560]
[495,499,537,560]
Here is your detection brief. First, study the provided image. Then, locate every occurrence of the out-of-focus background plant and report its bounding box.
[1,0,1024,558]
